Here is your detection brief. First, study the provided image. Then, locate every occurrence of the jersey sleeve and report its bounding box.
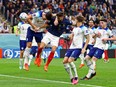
[17,22,22,29]
[83,27,89,35]
[32,11,42,18]
[108,29,113,37]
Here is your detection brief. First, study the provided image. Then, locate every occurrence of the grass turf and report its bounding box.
[0,58,116,87]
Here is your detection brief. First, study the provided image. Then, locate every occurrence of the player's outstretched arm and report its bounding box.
[27,19,38,31]
[102,36,116,41]
[82,35,90,54]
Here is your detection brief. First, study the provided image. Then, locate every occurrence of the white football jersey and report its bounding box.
[19,23,31,40]
[31,11,43,32]
[70,25,89,49]
[94,27,113,50]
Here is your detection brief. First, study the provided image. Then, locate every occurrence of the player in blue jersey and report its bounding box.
[23,10,44,71]
[27,12,72,71]
[81,19,116,80]
[63,16,89,85]
[79,20,96,68]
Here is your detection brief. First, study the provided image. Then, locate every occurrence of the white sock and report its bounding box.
[24,56,28,64]
[86,69,92,78]
[64,63,73,79]
[69,62,78,78]
[80,54,85,64]
[23,47,31,57]
[19,58,23,66]
[28,55,33,66]
[92,60,96,69]
[23,47,31,64]
[85,59,95,78]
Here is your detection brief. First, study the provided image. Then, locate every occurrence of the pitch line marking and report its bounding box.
[0,74,104,87]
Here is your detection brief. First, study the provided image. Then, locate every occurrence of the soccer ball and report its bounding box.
[19,12,28,20]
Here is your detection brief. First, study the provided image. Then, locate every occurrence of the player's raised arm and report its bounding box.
[27,18,38,30]
[102,34,116,41]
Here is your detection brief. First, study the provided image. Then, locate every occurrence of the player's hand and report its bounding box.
[81,48,86,54]
[96,32,101,38]
[34,27,40,32]
[92,40,95,44]
[102,38,108,41]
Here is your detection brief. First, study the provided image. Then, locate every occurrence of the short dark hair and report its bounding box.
[57,12,64,17]
[46,12,52,20]
[76,16,85,22]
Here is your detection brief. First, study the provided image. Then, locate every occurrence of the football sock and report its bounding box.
[24,47,31,64]
[85,59,95,74]
[36,47,43,58]
[24,47,31,57]
[80,54,85,64]
[28,54,33,66]
[104,50,108,60]
[19,58,23,66]
[69,62,78,78]
[92,60,96,69]
[64,63,73,79]
[45,51,55,66]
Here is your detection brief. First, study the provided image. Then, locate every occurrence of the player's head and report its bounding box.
[57,12,64,22]
[99,18,107,28]
[76,15,85,23]
[19,12,28,21]
[89,19,95,27]
[42,12,52,20]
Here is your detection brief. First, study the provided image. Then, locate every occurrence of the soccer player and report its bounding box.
[63,16,89,84]
[28,12,72,72]
[23,10,44,71]
[81,18,116,80]
[16,12,31,69]
[79,20,96,68]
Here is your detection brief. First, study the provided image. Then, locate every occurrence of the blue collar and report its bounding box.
[99,27,108,31]
[79,25,84,28]
[91,26,95,30]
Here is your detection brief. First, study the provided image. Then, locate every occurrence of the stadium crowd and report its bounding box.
[0,0,116,37]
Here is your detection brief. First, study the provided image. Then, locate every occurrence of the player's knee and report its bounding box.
[68,57,74,63]
[63,58,68,64]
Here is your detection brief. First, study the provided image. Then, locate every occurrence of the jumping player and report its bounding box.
[23,10,43,71]
[28,12,73,72]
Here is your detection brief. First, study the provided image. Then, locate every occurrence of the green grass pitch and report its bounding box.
[0,58,116,87]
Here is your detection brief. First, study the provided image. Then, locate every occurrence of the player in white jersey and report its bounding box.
[16,13,31,69]
[81,19,116,80]
[23,10,44,71]
[63,16,89,84]
[79,20,96,68]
